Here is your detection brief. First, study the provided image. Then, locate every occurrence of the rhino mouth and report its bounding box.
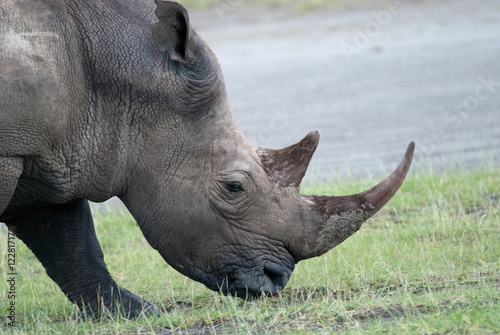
[220,263,292,300]
[262,265,288,296]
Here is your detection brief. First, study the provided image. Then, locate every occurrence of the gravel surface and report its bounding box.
[190,0,500,181]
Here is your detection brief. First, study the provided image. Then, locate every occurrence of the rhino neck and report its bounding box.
[118,100,239,269]
[59,0,178,202]
[119,126,205,259]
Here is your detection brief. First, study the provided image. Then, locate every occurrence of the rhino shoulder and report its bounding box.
[0,1,82,156]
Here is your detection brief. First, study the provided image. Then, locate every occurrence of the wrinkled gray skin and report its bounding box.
[0,0,414,319]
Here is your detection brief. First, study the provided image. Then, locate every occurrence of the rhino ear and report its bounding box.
[258,131,320,188]
[151,0,191,62]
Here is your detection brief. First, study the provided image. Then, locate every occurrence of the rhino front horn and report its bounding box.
[294,141,415,261]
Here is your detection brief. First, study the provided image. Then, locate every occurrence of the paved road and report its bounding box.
[189,0,500,182]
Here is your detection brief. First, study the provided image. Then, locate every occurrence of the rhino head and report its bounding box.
[119,0,415,299]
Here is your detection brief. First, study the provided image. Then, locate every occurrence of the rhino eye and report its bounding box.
[225,182,243,193]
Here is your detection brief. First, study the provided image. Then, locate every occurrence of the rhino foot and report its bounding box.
[77,286,160,321]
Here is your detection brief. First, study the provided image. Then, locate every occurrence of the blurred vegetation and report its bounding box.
[176,0,390,12]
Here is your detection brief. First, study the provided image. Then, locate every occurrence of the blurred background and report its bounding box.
[178,0,500,182]
[94,0,499,213]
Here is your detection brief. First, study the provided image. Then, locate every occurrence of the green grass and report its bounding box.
[1,165,499,334]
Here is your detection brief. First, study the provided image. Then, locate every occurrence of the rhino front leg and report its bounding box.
[3,199,159,319]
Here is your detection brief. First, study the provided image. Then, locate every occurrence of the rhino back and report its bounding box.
[0,0,159,205]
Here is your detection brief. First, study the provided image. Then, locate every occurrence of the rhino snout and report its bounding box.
[220,263,292,299]
[262,263,290,296]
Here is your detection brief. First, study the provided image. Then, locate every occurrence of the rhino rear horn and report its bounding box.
[258,131,320,187]
[151,0,190,61]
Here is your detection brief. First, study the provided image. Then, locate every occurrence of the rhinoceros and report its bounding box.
[0,0,414,319]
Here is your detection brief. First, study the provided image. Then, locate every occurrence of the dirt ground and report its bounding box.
[188,0,500,181]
